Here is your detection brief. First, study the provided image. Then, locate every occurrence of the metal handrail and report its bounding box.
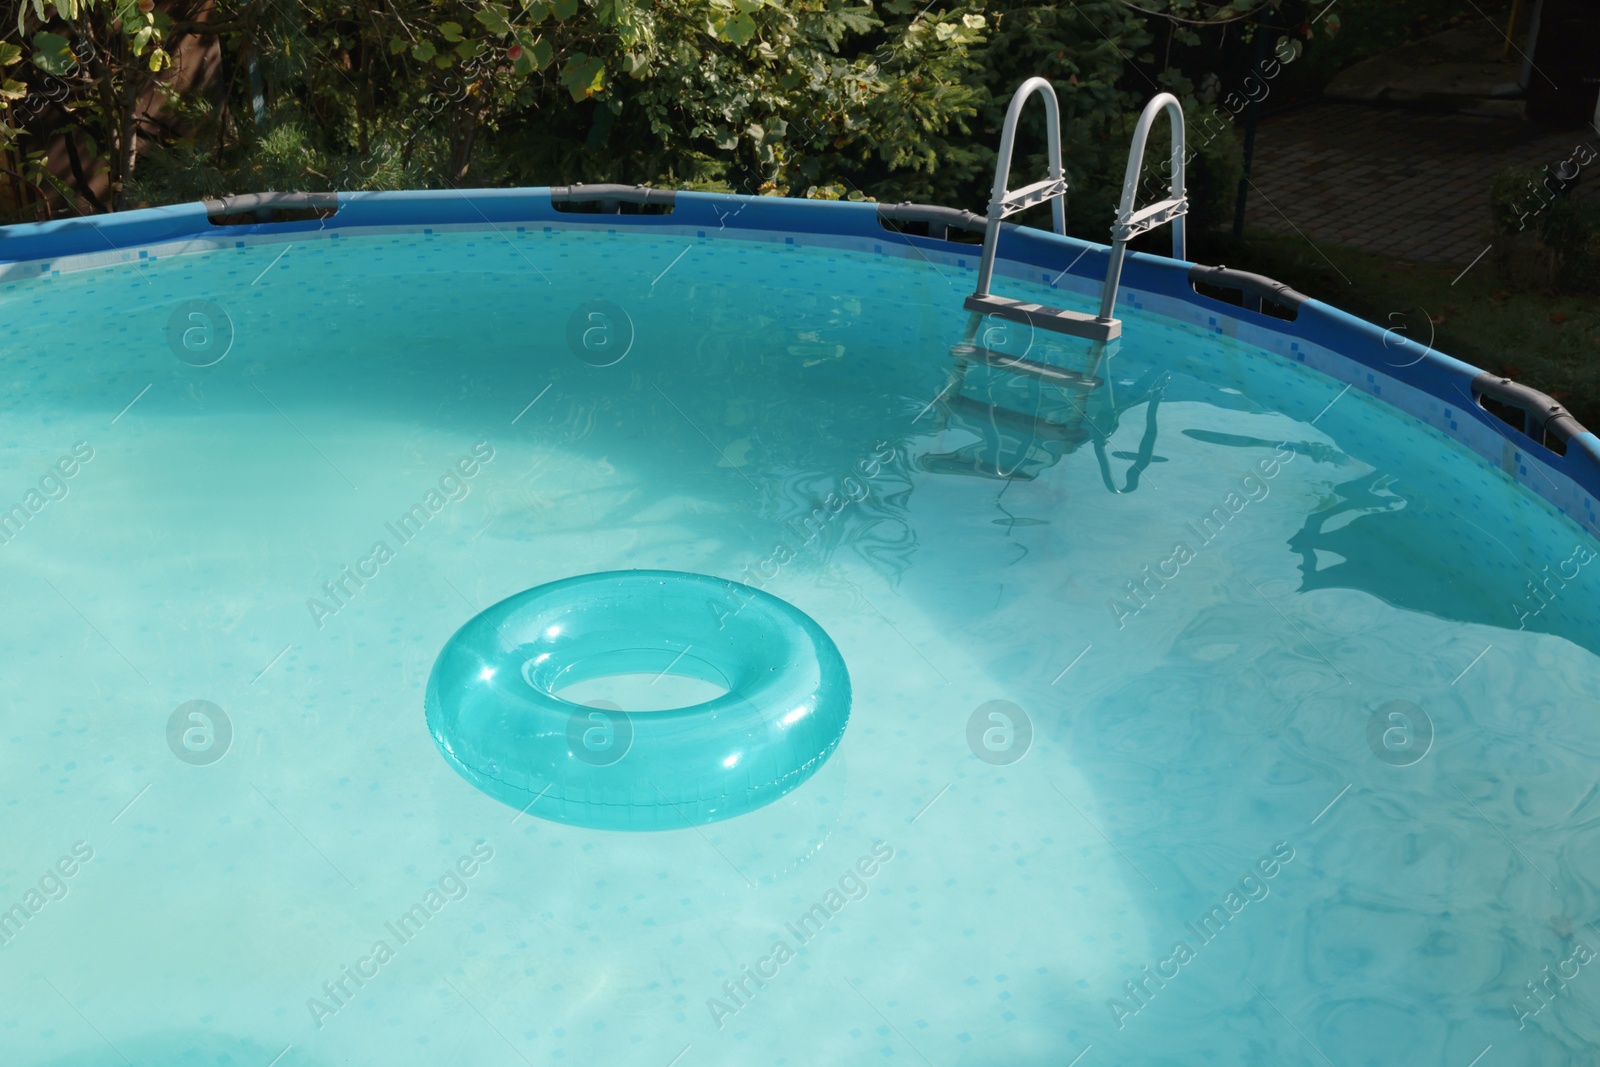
[964,85,1186,346]
[972,77,1068,300]
[1098,93,1188,322]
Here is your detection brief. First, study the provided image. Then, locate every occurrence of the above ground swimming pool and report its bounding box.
[2,187,1599,1067]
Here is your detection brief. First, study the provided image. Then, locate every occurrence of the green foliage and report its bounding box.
[1,0,1247,235]
[1487,163,1600,293]
[29,32,75,75]
[2,0,179,211]
[473,0,1000,201]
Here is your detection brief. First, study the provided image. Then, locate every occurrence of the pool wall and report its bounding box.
[3,187,1597,541]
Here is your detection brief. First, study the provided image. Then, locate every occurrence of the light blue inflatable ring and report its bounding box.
[424,570,851,831]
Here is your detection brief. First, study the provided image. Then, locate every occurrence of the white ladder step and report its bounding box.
[1112,196,1188,242]
[958,345,1103,389]
[964,293,1123,342]
[997,176,1070,217]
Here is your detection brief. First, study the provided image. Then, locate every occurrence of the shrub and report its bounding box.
[1487,160,1600,292]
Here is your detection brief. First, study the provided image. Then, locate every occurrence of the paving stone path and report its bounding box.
[1243,102,1594,268]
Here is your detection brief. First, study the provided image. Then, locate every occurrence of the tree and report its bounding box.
[2,0,208,212]
[0,0,1258,228]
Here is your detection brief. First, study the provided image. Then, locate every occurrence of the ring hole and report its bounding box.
[555,673,730,712]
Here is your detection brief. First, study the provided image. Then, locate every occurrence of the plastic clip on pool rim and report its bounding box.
[424,570,852,831]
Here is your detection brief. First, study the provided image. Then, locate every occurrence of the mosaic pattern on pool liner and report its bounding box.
[6,204,1588,546]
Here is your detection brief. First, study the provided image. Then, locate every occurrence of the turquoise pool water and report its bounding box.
[2,224,1599,1066]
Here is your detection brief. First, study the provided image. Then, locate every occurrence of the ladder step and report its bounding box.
[918,451,1042,481]
[960,346,1102,390]
[964,294,1123,341]
[1112,196,1189,242]
[946,394,1088,440]
[997,176,1069,217]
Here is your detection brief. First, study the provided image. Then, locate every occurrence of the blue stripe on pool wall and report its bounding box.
[2,187,1596,533]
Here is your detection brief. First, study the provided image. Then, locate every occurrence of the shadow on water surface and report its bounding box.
[1285,469,1600,658]
[1183,427,1600,657]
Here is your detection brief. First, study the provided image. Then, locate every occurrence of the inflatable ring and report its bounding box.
[424,570,851,831]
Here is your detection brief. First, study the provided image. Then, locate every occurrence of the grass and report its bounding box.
[1192,229,1600,431]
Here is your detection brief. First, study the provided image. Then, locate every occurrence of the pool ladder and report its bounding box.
[963,78,1190,345]
[930,79,1187,482]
